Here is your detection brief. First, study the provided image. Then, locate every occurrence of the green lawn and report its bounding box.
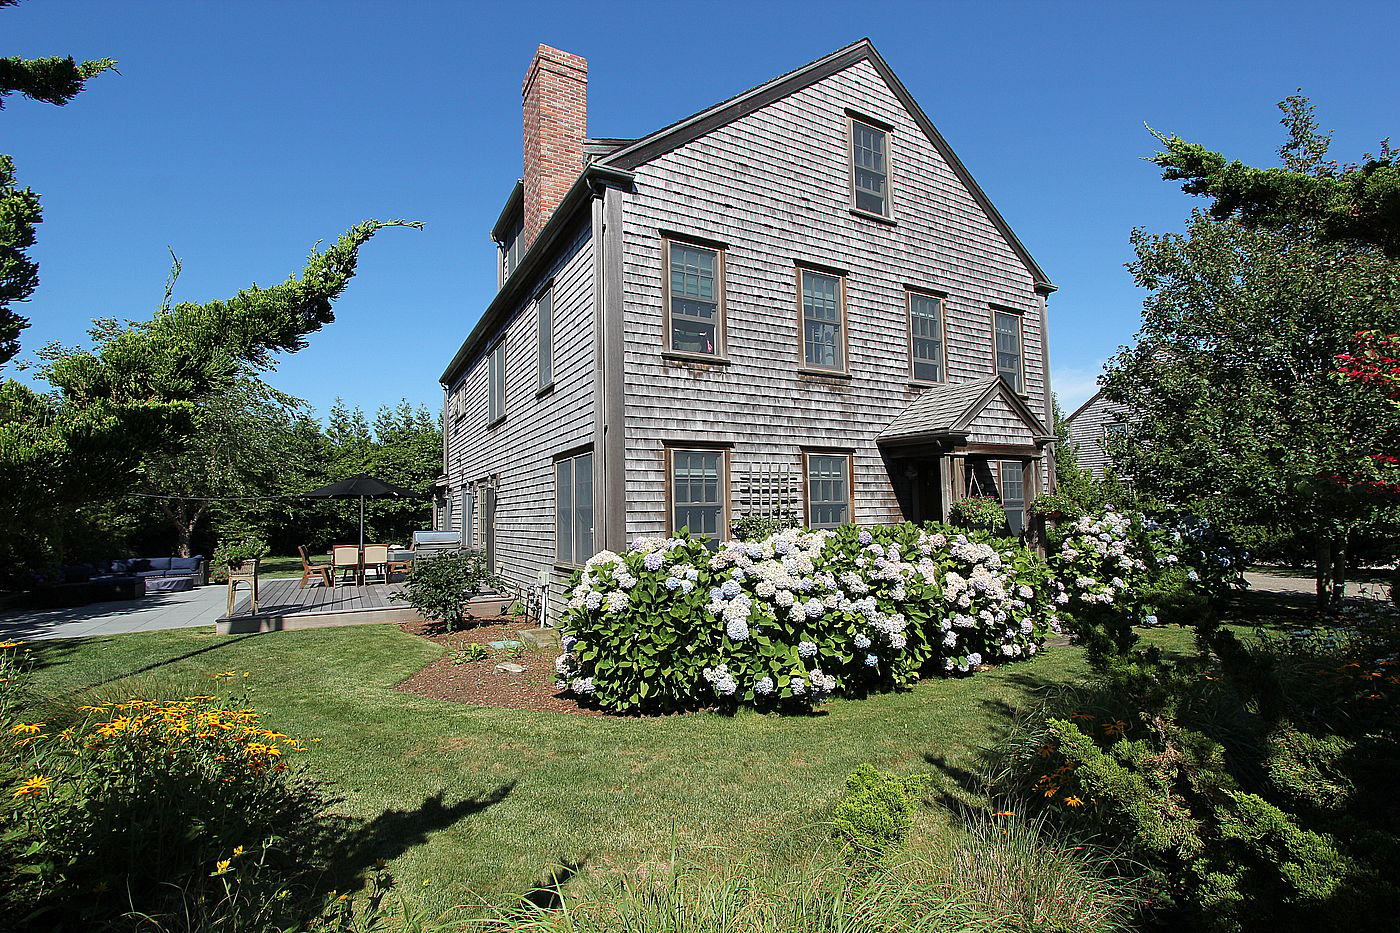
[14,623,1196,912]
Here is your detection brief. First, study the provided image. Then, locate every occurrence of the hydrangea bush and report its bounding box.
[1051,507,1248,659]
[556,523,1064,714]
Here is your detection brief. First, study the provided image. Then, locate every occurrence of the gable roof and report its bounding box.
[600,38,1053,293]
[878,377,1053,447]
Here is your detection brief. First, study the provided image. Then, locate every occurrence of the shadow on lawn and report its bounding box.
[320,783,517,893]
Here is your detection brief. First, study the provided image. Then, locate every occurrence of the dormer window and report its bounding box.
[500,216,525,285]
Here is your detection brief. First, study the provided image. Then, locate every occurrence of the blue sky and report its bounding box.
[5,0,1397,419]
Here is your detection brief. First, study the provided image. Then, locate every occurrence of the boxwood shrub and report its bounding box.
[555,523,1066,714]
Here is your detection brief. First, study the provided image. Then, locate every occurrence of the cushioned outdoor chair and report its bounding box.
[298,546,332,589]
[362,544,390,585]
[331,545,361,586]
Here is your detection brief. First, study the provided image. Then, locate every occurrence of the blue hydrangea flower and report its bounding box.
[798,641,818,658]
[754,676,775,696]
[726,618,751,642]
[643,551,665,572]
[720,579,742,599]
[863,653,879,667]
[854,633,872,650]
[790,677,807,696]
[858,530,873,545]
[664,576,682,590]
[561,634,578,652]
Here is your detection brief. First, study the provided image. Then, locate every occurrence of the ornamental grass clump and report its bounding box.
[555,523,1063,714]
[0,641,336,931]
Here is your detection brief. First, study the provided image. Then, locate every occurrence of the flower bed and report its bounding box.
[555,524,1066,714]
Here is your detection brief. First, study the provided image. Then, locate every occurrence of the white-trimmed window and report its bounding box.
[908,291,945,383]
[669,447,726,547]
[555,451,594,565]
[800,268,846,371]
[500,217,524,285]
[804,452,852,529]
[850,117,890,216]
[993,309,1023,392]
[537,287,553,389]
[665,239,723,356]
[965,457,1029,537]
[487,340,506,425]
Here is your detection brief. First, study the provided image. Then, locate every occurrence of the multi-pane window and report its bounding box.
[501,217,524,284]
[671,448,725,547]
[487,340,506,424]
[1000,460,1026,536]
[805,453,851,529]
[993,310,1023,392]
[908,292,945,383]
[537,287,553,389]
[800,268,845,371]
[667,241,722,355]
[555,452,594,565]
[851,119,889,216]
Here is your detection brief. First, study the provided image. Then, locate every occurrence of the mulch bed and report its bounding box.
[394,617,600,715]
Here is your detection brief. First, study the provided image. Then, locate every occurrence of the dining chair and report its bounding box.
[362,544,390,585]
[331,545,361,586]
[298,545,332,589]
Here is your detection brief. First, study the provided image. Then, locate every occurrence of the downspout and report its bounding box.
[1036,282,1057,493]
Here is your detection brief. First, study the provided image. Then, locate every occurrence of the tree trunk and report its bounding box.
[1315,536,1334,610]
[1331,531,1350,607]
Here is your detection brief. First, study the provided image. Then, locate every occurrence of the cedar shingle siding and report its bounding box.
[1066,390,1131,480]
[440,40,1056,613]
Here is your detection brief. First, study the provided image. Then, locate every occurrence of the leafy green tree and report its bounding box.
[1104,213,1400,607]
[1,4,116,366]
[0,220,419,578]
[1151,95,1400,258]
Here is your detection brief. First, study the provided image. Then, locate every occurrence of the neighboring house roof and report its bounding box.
[441,37,1054,387]
[598,38,1053,294]
[878,378,1053,447]
[1066,387,1106,424]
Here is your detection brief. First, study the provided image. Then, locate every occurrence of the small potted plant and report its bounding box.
[1028,490,1080,522]
[212,536,269,582]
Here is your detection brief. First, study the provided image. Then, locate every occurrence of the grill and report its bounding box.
[412,530,462,561]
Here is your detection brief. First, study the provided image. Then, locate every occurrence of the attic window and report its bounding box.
[501,216,525,284]
[850,117,890,217]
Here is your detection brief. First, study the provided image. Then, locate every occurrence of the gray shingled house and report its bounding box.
[436,39,1057,605]
[1065,388,1132,480]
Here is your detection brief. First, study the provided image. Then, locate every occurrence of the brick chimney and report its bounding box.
[522,44,587,248]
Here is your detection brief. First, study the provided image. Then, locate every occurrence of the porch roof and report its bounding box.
[878,377,1054,448]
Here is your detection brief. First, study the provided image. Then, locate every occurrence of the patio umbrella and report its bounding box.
[303,474,425,549]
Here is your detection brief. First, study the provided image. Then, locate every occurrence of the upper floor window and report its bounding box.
[993,309,1023,392]
[804,452,852,529]
[665,239,724,356]
[555,451,594,565]
[500,217,524,285]
[536,287,554,389]
[487,340,506,425]
[850,117,890,217]
[670,447,726,548]
[908,291,945,383]
[800,268,846,372]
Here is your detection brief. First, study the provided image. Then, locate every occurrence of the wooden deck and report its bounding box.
[217,577,422,634]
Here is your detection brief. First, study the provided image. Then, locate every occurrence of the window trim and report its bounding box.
[998,459,1028,537]
[664,444,730,545]
[553,448,595,568]
[847,112,893,220]
[536,284,554,392]
[795,264,849,374]
[662,235,726,358]
[991,306,1025,393]
[802,449,855,529]
[487,339,506,427]
[906,288,948,385]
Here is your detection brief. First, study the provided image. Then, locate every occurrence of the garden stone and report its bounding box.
[494,662,526,674]
[516,628,560,648]
[487,639,523,650]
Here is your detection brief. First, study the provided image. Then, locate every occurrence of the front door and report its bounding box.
[893,459,942,524]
